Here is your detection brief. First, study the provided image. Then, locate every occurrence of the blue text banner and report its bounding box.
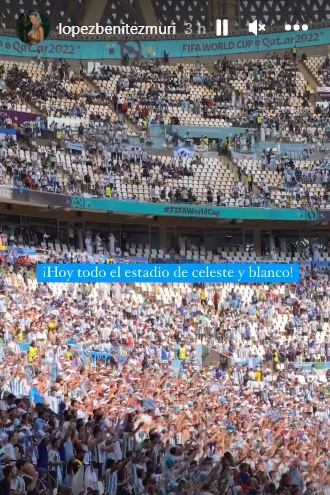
[37,263,300,284]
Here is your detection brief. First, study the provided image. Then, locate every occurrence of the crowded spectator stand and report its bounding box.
[0,49,329,495]
[0,249,329,494]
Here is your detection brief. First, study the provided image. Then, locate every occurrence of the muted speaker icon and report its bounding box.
[248,20,265,35]
[248,19,258,35]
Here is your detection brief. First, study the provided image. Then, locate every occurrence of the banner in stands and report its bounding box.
[47,116,89,129]
[1,188,70,207]
[174,145,195,158]
[65,141,84,152]
[0,27,329,59]
[172,124,254,140]
[0,187,327,222]
[6,246,37,257]
[316,101,329,109]
[0,185,14,198]
[0,127,16,140]
[69,196,324,221]
[0,109,40,124]
[318,86,330,101]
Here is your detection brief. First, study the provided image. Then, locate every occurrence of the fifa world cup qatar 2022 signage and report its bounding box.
[0,27,329,59]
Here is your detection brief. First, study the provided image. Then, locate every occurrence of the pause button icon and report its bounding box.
[216,19,229,36]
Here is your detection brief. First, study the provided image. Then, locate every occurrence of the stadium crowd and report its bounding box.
[1,55,329,142]
[235,154,329,209]
[0,55,329,209]
[319,56,330,87]
[91,55,329,142]
[305,56,330,89]
[0,121,329,208]
[0,48,329,495]
[0,254,329,495]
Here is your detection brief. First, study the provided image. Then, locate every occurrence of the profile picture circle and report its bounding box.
[16,10,50,45]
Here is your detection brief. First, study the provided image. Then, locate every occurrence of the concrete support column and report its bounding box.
[82,0,108,26]
[137,0,158,26]
[255,229,261,256]
[211,0,240,30]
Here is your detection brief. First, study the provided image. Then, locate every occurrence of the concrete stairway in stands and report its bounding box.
[83,75,140,135]
[298,60,321,105]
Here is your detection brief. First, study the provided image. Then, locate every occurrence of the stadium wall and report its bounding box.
[0,204,327,261]
[0,186,327,222]
[0,202,328,256]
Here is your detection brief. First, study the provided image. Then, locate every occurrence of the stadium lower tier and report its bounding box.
[0,253,329,493]
[0,205,329,263]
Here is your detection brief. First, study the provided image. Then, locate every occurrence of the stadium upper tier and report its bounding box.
[1,56,328,144]
[1,0,329,31]
[93,58,319,134]
[0,136,328,209]
[0,56,329,210]
[1,60,119,123]
[305,55,330,88]
[234,156,329,209]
